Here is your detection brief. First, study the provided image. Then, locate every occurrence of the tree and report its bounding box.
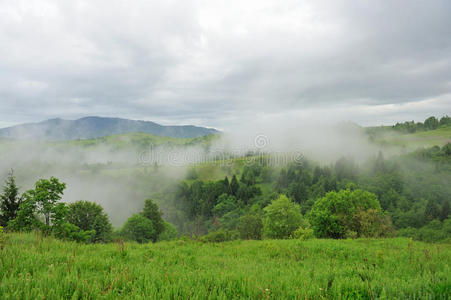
[66,201,113,243]
[439,115,451,127]
[352,208,393,238]
[440,201,450,221]
[424,116,439,130]
[159,221,178,241]
[263,195,303,239]
[121,214,155,243]
[9,177,66,232]
[442,143,451,156]
[230,175,240,196]
[308,188,384,238]
[8,192,39,231]
[424,198,440,222]
[237,212,263,240]
[237,185,261,205]
[0,170,22,227]
[212,194,237,217]
[31,177,66,226]
[223,176,231,194]
[141,199,164,242]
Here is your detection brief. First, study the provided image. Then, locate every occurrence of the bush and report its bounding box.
[292,226,314,240]
[264,195,303,239]
[66,201,113,243]
[397,218,451,243]
[237,213,263,240]
[308,188,388,239]
[121,214,155,243]
[159,221,178,241]
[53,222,94,243]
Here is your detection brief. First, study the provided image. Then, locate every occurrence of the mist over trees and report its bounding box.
[0,117,450,244]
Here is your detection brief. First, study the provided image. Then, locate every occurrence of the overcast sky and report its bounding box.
[0,0,450,129]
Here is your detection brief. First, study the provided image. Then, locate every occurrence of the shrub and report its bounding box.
[159,221,178,241]
[292,226,314,240]
[53,222,94,243]
[264,195,303,239]
[237,213,263,240]
[308,188,388,238]
[121,214,155,243]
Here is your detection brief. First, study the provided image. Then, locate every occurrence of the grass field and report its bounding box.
[1,233,450,299]
[368,126,451,150]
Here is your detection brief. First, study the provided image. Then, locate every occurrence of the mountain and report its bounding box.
[0,117,219,140]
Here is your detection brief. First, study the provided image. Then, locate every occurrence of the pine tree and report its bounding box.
[230,175,239,196]
[440,200,450,221]
[142,199,164,242]
[223,176,231,194]
[425,198,440,222]
[0,170,22,227]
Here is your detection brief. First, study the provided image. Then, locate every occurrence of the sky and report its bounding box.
[0,0,450,130]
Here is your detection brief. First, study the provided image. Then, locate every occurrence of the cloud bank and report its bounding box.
[0,0,450,129]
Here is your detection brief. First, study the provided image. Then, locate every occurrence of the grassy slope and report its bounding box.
[1,233,450,299]
[0,132,220,152]
[368,126,451,149]
[59,132,220,149]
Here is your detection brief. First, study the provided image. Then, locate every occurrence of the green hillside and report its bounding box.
[60,132,220,150]
[367,125,451,149]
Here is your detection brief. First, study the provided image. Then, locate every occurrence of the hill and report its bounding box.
[0,116,219,140]
[367,125,451,149]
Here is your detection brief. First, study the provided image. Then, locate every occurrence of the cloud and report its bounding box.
[0,0,450,128]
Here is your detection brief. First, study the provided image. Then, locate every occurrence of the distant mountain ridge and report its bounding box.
[0,117,219,140]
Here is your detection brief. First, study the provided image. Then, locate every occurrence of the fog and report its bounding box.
[0,112,403,227]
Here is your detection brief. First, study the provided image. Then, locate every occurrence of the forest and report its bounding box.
[1,118,450,244]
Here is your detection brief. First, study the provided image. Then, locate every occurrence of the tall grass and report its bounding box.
[0,233,450,299]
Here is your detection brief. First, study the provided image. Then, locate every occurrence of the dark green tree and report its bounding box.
[230,175,240,196]
[212,194,237,217]
[66,201,113,243]
[440,201,450,221]
[439,115,451,127]
[223,176,231,194]
[424,198,440,222]
[9,177,66,232]
[0,170,22,227]
[424,116,439,130]
[237,212,263,240]
[142,199,164,242]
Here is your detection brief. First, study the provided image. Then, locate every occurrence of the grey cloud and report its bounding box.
[0,0,450,128]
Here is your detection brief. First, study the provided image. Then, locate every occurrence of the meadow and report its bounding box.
[1,232,450,299]
[368,126,451,149]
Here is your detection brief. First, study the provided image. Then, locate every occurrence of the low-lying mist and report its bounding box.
[0,115,402,228]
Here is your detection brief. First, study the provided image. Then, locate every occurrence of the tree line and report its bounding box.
[176,146,451,242]
[0,170,177,243]
[391,115,450,134]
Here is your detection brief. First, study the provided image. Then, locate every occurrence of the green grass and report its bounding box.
[1,233,450,299]
[0,133,220,153]
[368,126,451,149]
